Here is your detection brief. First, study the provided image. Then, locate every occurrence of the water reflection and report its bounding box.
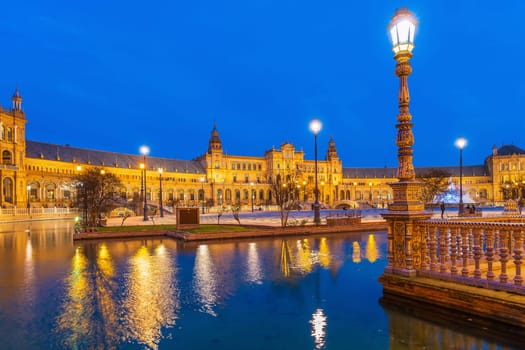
[3,223,515,350]
[123,242,178,349]
[352,241,361,263]
[246,242,263,284]
[193,244,218,316]
[310,308,327,349]
[365,234,379,263]
[55,241,178,350]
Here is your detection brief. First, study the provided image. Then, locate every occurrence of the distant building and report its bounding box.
[0,90,523,209]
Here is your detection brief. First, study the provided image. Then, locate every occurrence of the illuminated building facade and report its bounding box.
[0,90,523,210]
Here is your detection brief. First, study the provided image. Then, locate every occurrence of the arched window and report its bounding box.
[3,178,13,203]
[46,183,56,201]
[346,190,351,200]
[2,150,12,164]
[235,190,240,202]
[267,190,272,202]
[243,190,249,200]
[225,189,232,201]
[340,190,345,200]
[259,189,264,200]
[6,128,12,141]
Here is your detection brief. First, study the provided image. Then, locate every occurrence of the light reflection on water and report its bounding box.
[0,220,522,349]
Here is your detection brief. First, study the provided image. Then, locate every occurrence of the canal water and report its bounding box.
[0,220,520,349]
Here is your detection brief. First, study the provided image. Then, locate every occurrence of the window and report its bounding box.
[2,150,12,164]
[7,128,12,141]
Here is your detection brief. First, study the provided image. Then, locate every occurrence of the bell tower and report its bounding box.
[12,87,22,111]
[208,122,223,154]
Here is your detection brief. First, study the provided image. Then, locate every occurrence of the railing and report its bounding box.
[0,207,78,217]
[413,219,525,295]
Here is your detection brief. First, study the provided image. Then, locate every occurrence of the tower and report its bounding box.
[12,87,22,111]
[208,122,223,154]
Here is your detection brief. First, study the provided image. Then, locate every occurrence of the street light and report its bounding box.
[455,137,467,215]
[302,181,307,201]
[26,185,31,209]
[140,145,150,221]
[200,176,206,214]
[158,168,164,218]
[309,118,322,225]
[250,182,255,212]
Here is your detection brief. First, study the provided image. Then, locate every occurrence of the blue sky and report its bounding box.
[1,1,524,167]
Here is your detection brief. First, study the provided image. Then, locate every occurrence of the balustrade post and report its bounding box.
[513,229,524,286]
[461,228,469,277]
[450,227,459,275]
[439,226,449,273]
[420,224,429,271]
[486,228,495,281]
[429,226,438,272]
[499,229,509,283]
[468,228,474,260]
[473,227,483,279]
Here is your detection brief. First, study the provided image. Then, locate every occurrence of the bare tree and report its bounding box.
[74,167,123,227]
[270,173,301,227]
[416,169,451,206]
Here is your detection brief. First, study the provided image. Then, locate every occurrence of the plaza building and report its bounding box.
[1,90,524,211]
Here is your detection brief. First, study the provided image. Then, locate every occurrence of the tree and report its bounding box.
[74,167,123,227]
[270,173,301,227]
[416,169,450,206]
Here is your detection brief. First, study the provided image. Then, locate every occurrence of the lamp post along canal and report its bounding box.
[309,118,322,225]
[456,137,466,215]
[250,182,255,212]
[381,8,431,277]
[158,168,164,218]
[200,176,206,214]
[140,145,150,221]
[26,185,31,210]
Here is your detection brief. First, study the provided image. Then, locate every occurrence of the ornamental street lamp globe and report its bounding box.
[388,7,418,60]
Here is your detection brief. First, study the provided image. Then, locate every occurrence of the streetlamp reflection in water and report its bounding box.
[246,242,263,284]
[193,244,218,316]
[310,308,327,349]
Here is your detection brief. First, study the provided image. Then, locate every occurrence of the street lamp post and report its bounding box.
[456,137,467,215]
[140,145,150,221]
[26,185,31,210]
[158,168,164,218]
[309,118,322,225]
[200,176,206,214]
[250,182,255,212]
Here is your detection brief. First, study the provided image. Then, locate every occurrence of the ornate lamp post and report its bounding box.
[309,118,322,225]
[200,176,206,214]
[455,137,467,215]
[26,185,31,209]
[140,145,150,221]
[250,182,255,212]
[381,8,431,277]
[158,168,164,217]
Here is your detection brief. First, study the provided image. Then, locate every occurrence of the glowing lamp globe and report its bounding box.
[388,8,418,56]
[309,119,322,135]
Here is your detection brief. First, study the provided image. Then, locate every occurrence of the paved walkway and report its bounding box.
[106,207,507,227]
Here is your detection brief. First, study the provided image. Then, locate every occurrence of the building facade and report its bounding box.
[1,91,524,211]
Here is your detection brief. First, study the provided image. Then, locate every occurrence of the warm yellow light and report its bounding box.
[455,137,467,150]
[76,165,82,171]
[309,118,322,135]
[26,185,31,191]
[139,163,145,169]
[158,168,163,174]
[388,8,417,56]
[302,181,306,185]
[200,176,205,182]
[100,169,105,175]
[140,145,150,156]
